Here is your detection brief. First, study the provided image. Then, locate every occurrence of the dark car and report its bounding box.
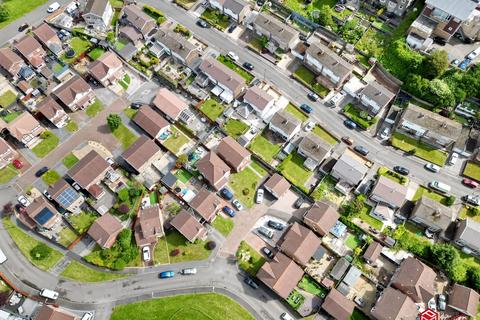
[262,247,274,259]
[242,62,254,71]
[18,23,29,32]
[223,206,235,217]
[130,101,142,109]
[267,220,284,231]
[393,166,410,176]
[353,145,369,156]
[293,197,304,209]
[433,36,446,46]
[220,187,234,200]
[244,277,259,289]
[307,92,319,101]
[35,166,49,177]
[197,19,209,28]
[159,271,175,279]
[300,103,312,114]
[227,24,236,33]
[344,119,357,129]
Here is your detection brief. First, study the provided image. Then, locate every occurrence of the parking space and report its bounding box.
[431,37,480,62]
[251,215,289,247]
[128,81,160,104]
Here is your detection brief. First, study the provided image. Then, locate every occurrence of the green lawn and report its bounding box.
[351,308,371,320]
[224,119,249,139]
[297,275,327,298]
[86,99,104,117]
[0,90,17,107]
[217,55,254,84]
[391,132,448,166]
[459,206,480,223]
[293,65,330,97]
[111,293,255,320]
[311,175,345,206]
[0,165,19,184]
[345,234,362,250]
[277,152,312,193]
[88,47,105,60]
[312,125,338,145]
[377,167,409,186]
[212,216,234,237]
[174,168,193,183]
[63,153,79,169]
[149,191,158,205]
[57,227,78,248]
[200,8,230,30]
[162,126,189,156]
[114,40,127,51]
[62,37,91,63]
[123,107,138,119]
[109,0,124,8]
[1,111,21,123]
[118,74,131,90]
[69,211,98,234]
[250,159,268,177]
[287,289,305,310]
[32,132,60,158]
[154,230,211,264]
[199,99,225,121]
[41,169,61,186]
[0,0,49,29]
[2,218,63,271]
[285,103,308,122]
[357,204,383,230]
[65,120,78,133]
[229,167,263,208]
[464,162,480,181]
[112,123,138,150]
[343,103,378,129]
[248,132,281,164]
[236,241,265,276]
[61,261,126,282]
[412,186,448,205]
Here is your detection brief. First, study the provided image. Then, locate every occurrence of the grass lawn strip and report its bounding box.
[236,241,265,275]
[224,119,249,139]
[377,167,409,185]
[65,120,78,133]
[357,204,383,230]
[0,0,49,29]
[0,164,19,184]
[343,103,377,129]
[112,123,138,150]
[464,162,480,181]
[123,107,138,119]
[162,126,189,155]
[293,65,329,97]
[229,167,262,208]
[248,133,281,164]
[217,55,254,83]
[412,186,448,205]
[199,99,225,121]
[250,159,268,177]
[41,169,61,186]
[277,152,312,193]
[212,216,234,237]
[86,99,104,117]
[0,90,17,107]
[174,168,193,183]
[391,132,447,166]
[2,218,63,271]
[57,227,78,247]
[285,103,308,122]
[61,261,126,282]
[69,211,98,234]
[154,230,211,264]
[312,125,338,145]
[88,47,105,60]
[1,111,21,123]
[63,153,79,169]
[32,132,59,158]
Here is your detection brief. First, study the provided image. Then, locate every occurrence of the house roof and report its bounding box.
[154,28,198,62]
[306,42,353,79]
[122,135,161,172]
[371,287,418,320]
[411,196,455,233]
[391,257,436,303]
[26,197,59,229]
[448,283,480,317]
[84,0,110,15]
[270,110,301,136]
[0,137,13,155]
[371,175,407,208]
[0,47,23,73]
[243,86,274,111]
[34,305,78,320]
[360,81,395,109]
[122,4,156,35]
[152,88,188,120]
[88,51,123,80]
[32,23,60,47]
[330,257,349,280]
[36,96,65,124]
[170,209,206,242]
[223,0,249,14]
[14,35,44,62]
[363,241,383,263]
[454,218,480,252]
[256,252,304,299]
[332,153,368,185]
[88,213,123,248]
[53,75,92,106]
[67,150,110,189]
[279,222,321,265]
[7,112,42,141]
[48,179,81,209]
[298,133,332,163]
[321,288,355,320]
[135,205,163,246]
[216,136,251,170]
[264,173,290,197]
[199,58,245,94]
[303,201,339,236]
[425,0,478,20]
[190,188,221,222]
[253,12,299,44]
[133,105,170,138]
[196,152,230,189]
[119,26,143,42]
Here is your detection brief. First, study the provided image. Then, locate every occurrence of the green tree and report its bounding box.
[467,266,480,290]
[314,5,335,30]
[0,4,10,23]
[423,50,449,79]
[444,195,455,206]
[30,243,52,261]
[107,114,121,131]
[428,79,455,107]
[431,244,466,281]
[117,188,130,203]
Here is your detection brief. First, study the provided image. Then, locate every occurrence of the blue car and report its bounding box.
[459,58,472,70]
[220,187,233,200]
[223,206,235,217]
[159,271,175,279]
[300,103,312,114]
[344,119,357,129]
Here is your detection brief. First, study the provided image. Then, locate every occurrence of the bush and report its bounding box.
[143,5,166,24]
[444,195,455,207]
[170,249,180,256]
[30,243,52,261]
[107,114,122,131]
[174,24,191,37]
[242,188,249,196]
[3,202,13,215]
[206,241,216,250]
[118,203,130,214]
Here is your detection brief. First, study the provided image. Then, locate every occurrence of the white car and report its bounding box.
[43,190,53,201]
[81,312,94,320]
[47,2,60,13]
[280,312,294,320]
[255,188,264,204]
[328,91,346,107]
[424,163,440,173]
[142,247,151,262]
[438,294,446,311]
[304,121,315,132]
[447,152,459,166]
[232,199,244,211]
[379,127,390,140]
[467,46,480,60]
[227,51,239,62]
[181,268,197,275]
[17,195,30,207]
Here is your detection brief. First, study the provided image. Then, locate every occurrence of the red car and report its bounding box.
[12,159,23,169]
[462,178,479,188]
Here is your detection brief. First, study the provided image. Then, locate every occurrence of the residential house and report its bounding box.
[256,252,304,299]
[243,86,275,118]
[170,209,207,242]
[367,0,416,16]
[199,58,246,103]
[278,222,321,266]
[252,13,300,52]
[32,23,63,56]
[410,196,456,239]
[391,257,436,304]
[88,52,125,87]
[263,173,290,199]
[25,197,61,230]
[297,133,332,170]
[0,137,17,170]
[357,81,395,116]
[87,213,123,249]
[36,96,70,128]
[48,179,85,214]
[304,42,353,90]
[196,152,230,190]
[330,257,350,280]
[369,176,407,224]
[0,47,25,79]
[216,136,251,172]
[52,75,95,111]
[269,110,301,141]
[454,218,480,256]
[209,0,250,23]
[121,135,163,174]
[152,28,200,65]
[6,112,45,148]
[152,88,189,122]
[34,305,79,320]
[448,283,480,317]
[82,0,114,31]
[303,201,339,237]
[363,241,383,266]
[132,105,170,139]
[67,150,110,197]
[134,205,163,247]
[395,103,462,149]
[321,288,355,320]
[121,4,157,38]
[371,286,418,320]
[190,188,222,223]
[118,26,144,47]
[331,153,369,187]
[14,35,46,69]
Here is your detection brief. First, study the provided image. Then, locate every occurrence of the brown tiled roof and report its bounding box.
[32,23,60,47]
[88,51,123,81]
[196,152,230,189]
[122,4,156,35]
[88,183,104,199]
[119,26,143,43]
[133,105,170,138]
[135,205,163,246]
[14,35,45,67]
[152,88,188,120]
[87,213,123,248]
[303,201,339,236]
[36,96,65,125]
[26,197,59,229]
[279,222,321,266]
[7,112,43,141]
[216,136,251,171]
[410,196,455,235]
[449,283,480,317]
[0,47,23,75]
[363,241,383,263]
[321,288,355,320]
[34,305,78,320]
[122,135,161,172]
[154,28,199,63]
[371,176,407,208]
[243,86,274,111]
[53,75,93,107]
[199,58,245,94]
[67,150,109,189]
[306,42,353,80]
[371,287,418,320]
[257,252,304,299]
[190,188,221,222]
[391,257,436,303]
[253,13,299,45]
[170,209,206,242]
[264,173,290,198]
[0,137,13,155]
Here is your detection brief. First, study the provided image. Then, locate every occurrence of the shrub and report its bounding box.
[3,202,13,215]
[445,195,455,207]
[107,114,122,131]
[30,243,51,261]
[170,249,180,256]
[206,241,216,250]
[40,131,53,139]
[118,203,130,214]
[242,188,249,195]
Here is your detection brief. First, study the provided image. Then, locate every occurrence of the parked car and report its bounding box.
[353,145,369,156]
[462,178,479,188]
[378,127,390,140]
[12,159,23,169]
[232,199,244,211]
[130,101,142,109]
[18,23,29,32]
[159,271,175,278]
[329,91,346,107]
[220,187,234,200]
[433,36,446,46]
[142,246,151,262]
[459,58,472,70]
[451,59,460,66]
[393,166,409,176]
[462,195,480,206]
[300,103,312,114]
[344,119,357,129]
[438,294,446,311]
[334,4,345,12]
[47,2,60,13]
[258,226,274,239]
[227,51,239,62]
[242,62,254,70]
[35,166,49,177]
[304,121,315,132]
[467,46,480,60]
[447,152,459,165]
[425,228,435,239]
[181,268,197,275]
[223,206,235,217]
[293,197,304,209]
[43,190,53,201]
[227,24,236,33]
[81,312,94,320]
[267,220,284,230]
[341,136,354,145]
[424,163,440,173]
[255,188,264,204]
[428,297,437,311]
[17,195,30,207]
[280,312,294,320]
[354,296,365,307]
[262,247,274,259]
[428,181,451,193]
[307,92,319,101]
[244,277,259,289]
[197,19,209,28]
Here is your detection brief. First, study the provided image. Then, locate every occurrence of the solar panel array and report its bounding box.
[34,208,54,226]
[57,187,79,208]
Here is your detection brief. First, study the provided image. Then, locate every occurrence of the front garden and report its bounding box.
[217,55,254,83]
[292,66,329,98]
[32,131,59,158]
[343,103,377,129]
[200,8,230,30]
[391,132,448,166]
[463,162,480,181]
[277,152,312,193]
[154,230,212,264]
[229,167,265,208]
[236,241,265,276]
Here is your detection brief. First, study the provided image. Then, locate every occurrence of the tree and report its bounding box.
[0,5,10,23]
[3,202,13,216]
[428,79,455,107]
[314,5,335,30]
[444,195,455,206]
[118,203,130,214]
[431,244,466,282]
[128,187,141,198]
[30,243,51,261]
[107,114,121,131]
[467,266,480,290]
[423,50,449,79]
[117,188,130,203]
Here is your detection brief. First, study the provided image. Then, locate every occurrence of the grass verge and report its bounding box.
[61,261,126,282]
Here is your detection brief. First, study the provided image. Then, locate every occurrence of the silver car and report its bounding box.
[232,199,244,211]
[255,188,264,204]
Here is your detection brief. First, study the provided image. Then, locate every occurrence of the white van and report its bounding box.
[428,181,451,194]
[81,312,94,320]
[0,249,7,264]
[328,91,346,107]
[47,2,60,13]
[40,288,59,300]
[280,312,294,320]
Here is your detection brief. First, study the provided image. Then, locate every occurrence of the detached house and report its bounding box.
[0,137,17,170]
[121,4,157,38]
[52,75,95,111]
[331,152,369,188]
[216,136,251,172]
[134,205,163,247]
[391,257,436,304]
[48,179,85,214]
[371,287,418,320]
[0,48,25,79]
[152,28,200,65]
[82,0,114,31]
[252,13,299,52]
[7,112,45,148]
[357,81,395,116]
[32,23,63,56]
[88,52,125,87]
[36,96,70,128]
[297,133,332,170]
[88,213,123,249]
[243,86,275,118]
[454,218,480,257]
[410,196,456,239]
[303,201,339,237]
[209,0,250,23]
[67,150,110,198]
[121,135,163,174]
[269,110,301,141]
[133,105,170,140]
[278,222,321,266]
[25,197,61,230]
[196,152,230,190]
[199,58,246,103]
[14,35,46,69]
[448,284,480,317]
[152,88,189,123]
[190,188,222,223]
[263,173,290,199]
[170,209,207,243]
